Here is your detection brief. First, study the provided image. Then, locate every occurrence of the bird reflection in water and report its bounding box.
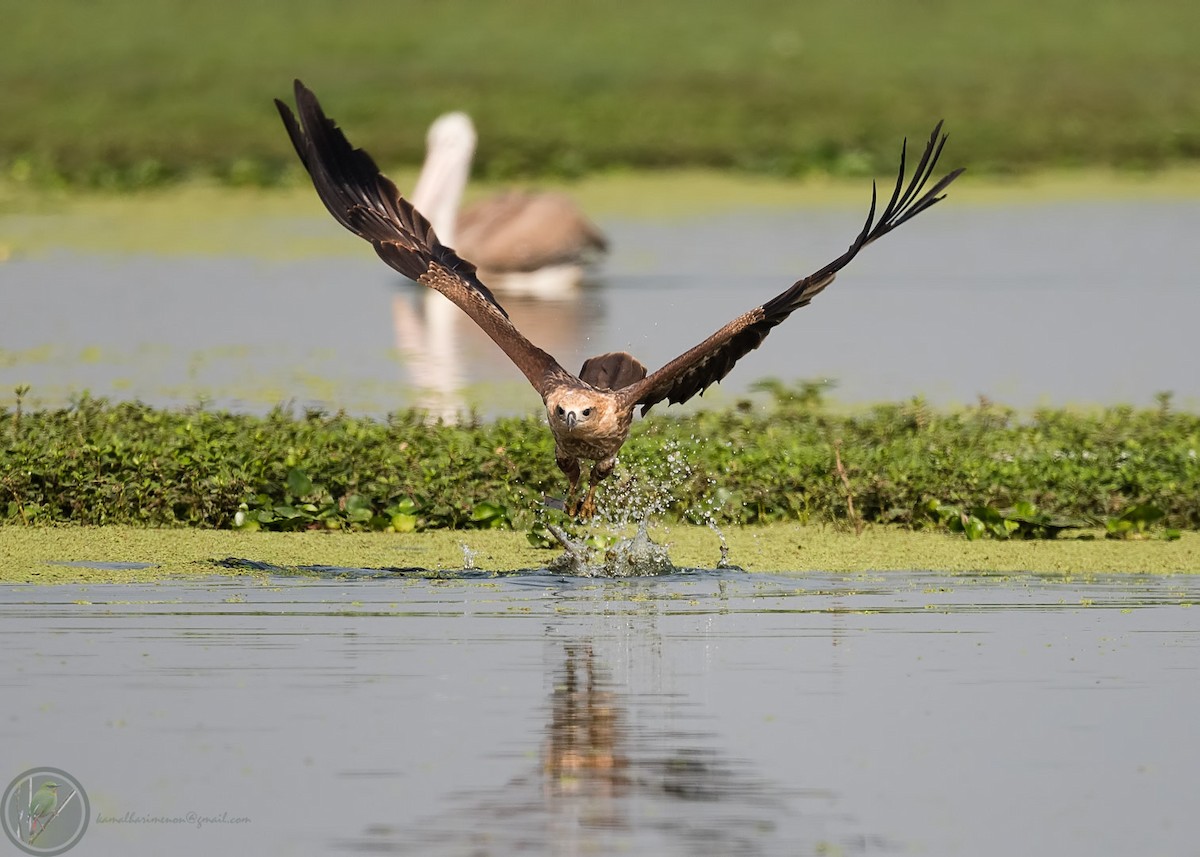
[541,642,629,812]
[339,636,873,855]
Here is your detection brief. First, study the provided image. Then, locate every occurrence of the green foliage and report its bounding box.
[3,0,1200,188]
[921,499,1184,542]
[526,521,558,549]
[921,499,1086,540]
[1105,504,1181,541]
[229,442,519,533]
[1,388,1198,535]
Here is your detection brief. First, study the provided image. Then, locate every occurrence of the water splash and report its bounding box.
[594,439,698,528]
[460,543,477,571]
[546,522,676,577]
[537,437,745,576]
[707,520,743,571]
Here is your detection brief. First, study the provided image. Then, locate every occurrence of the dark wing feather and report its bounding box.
[276,80,575,398]
[619,122,963,416]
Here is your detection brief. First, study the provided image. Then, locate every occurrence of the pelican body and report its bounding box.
[413,112,607,296]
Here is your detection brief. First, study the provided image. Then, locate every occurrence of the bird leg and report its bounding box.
[577,484,599,520]
[576,457,616,520]
[557,452,583,517]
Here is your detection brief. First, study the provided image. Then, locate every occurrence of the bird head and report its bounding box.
[546,391,599,433]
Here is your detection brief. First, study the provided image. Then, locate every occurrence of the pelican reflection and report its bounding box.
[390,286,600,421]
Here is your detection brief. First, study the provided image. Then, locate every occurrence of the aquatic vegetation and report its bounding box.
[921,499,1086,540]
[2,388,1198,536]
[1103,504,1181,541]
[231,466,514,533]
[920,499,1181,542]
[1,523,1198,583]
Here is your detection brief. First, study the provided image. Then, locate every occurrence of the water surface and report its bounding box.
[3,570,1197,855]
[3,199,1197,413]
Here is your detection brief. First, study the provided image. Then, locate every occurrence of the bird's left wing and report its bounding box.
[276,80,575,398]
[618,122,963,416]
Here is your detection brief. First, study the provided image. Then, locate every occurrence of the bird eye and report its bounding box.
[556,406,565,416]
[582,408,592,417]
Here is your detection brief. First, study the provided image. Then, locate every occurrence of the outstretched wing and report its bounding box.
[618,122,963,416]
[276,79,575,398]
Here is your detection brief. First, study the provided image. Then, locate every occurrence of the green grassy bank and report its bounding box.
[3,525,1198,584]
[3,0,1199,189]
[2,390,1197,539]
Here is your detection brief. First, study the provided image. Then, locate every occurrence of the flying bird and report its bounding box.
[412,111,607,295]
[277,80,962,519]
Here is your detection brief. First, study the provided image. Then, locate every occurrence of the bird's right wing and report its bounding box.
[618,122,962,415]
[276,80,575,398]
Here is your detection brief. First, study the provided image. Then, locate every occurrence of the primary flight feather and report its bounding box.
[276,80,963,518]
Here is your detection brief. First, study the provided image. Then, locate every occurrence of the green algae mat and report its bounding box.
[3,526,1198,584]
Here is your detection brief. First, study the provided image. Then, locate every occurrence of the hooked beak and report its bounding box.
[565,411,577,430]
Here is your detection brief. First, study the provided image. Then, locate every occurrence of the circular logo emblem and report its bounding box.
[1,768,90,855]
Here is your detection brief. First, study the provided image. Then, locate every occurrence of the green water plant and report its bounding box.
[2,388,1198,534]
[1104,504,1181,541]
[233,466,513,532]
[921,499,1086,540]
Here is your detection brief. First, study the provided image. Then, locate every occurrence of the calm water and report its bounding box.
[3,198,1198,415]
[5,197,1197,851]
[2,570,1198,856]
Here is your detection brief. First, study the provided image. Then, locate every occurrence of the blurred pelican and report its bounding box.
[392,111,604,420]
[411,112,608,297]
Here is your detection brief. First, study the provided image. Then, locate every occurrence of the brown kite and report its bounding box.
[277,81,962,519]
